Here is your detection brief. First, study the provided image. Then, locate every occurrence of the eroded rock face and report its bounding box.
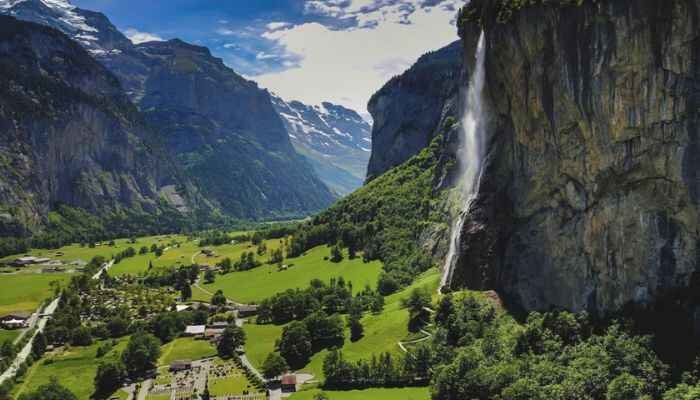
[366,41,464,181]
[0,16,199,233]
[454,0,700,315]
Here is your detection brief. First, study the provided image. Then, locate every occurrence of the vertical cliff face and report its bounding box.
[452,0,700,316]
[0,16,202,235]
[130,40,335,219]
[366,41,464,181]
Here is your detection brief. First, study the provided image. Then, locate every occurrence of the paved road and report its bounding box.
[136,379,152,400]
[92,259,115,280]
[0,260,114,384]
[0,297,59,384]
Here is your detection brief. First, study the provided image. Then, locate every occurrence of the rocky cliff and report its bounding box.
[0,15,206,237]
[0,0,336,221]
[131,40,335,219]
[366,41,463,181]
[450,0,700,318]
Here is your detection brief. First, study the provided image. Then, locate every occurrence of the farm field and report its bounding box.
[192,237,284,267]
[12,337,129,400]
[158,337,216,366]
[301,270,440,379]
[289,387,430,400]
[242,322,285,369]
[0,273,71,314]
[0,235,187,266]
[0,329,21,344]
[203,245,383,304]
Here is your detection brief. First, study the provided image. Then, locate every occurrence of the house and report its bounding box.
[169,360,192,372]
[9,256,38,267]
[184,325,206,337]
[209,321,229,329]
[236,305,258,318]
[1,312,31,329]
[204,327,225,340]
[281,374,297,392]
[175,304,192,313]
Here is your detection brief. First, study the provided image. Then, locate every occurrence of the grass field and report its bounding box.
[0,273,71,315]
[13,338,129,400]
[192,238,284,267]
[203,246,383,304]
[1,235,187,266]
[158,337,216,366]
[300,270,440,379]
[242,322,285,369]
[289,387,430,400]
[0,329,21,344]
[209,371,260,396]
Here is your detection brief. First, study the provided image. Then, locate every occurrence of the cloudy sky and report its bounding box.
[73,0,464,114]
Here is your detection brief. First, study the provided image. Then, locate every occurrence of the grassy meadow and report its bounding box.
[0,329,21,344]
[300,270,440,378]
[12,337,129,400]
[203,245,383,304]
[242,322,286,369]
[158,337,216,366]
[0,273,71,315]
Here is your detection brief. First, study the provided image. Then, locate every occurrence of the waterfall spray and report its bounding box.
[439,31,487,292]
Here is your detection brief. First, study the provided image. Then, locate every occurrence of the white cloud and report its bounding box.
[254,0,463,113]
[216,27,236,36]
[266,21,292,31]
[124,28,163,44]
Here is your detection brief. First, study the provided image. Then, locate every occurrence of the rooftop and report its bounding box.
[185,325,206,335]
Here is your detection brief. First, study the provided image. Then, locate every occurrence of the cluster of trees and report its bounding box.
[216,252,261,274]
[143,264,198,300]
[93,331,161,398]
[198,230,248,247]
[323,348,430,389]
[217,325,246,358]
[428,294,681,400]
[199,224,294,248]
[112,246,136,264]
[279,312,344,369]
[257,278,383,325]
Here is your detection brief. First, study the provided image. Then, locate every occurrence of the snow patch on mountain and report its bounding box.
[271,93,372,195]
[0,0,125,55]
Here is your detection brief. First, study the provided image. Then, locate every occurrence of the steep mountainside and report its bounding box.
[131,40,335,218]
[0,15,208,239]
[271,95,371,195]
[450,0,700,317]
[0,0,336,220]
[366,41,463,180]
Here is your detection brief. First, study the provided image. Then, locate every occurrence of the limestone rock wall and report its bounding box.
[454,0,700,315]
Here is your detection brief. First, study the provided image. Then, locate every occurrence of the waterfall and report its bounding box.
[439,31,487,292]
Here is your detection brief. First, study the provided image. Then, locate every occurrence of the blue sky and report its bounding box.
[73,0,464,113]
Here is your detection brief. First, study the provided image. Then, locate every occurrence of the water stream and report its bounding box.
[439,31,487,292]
